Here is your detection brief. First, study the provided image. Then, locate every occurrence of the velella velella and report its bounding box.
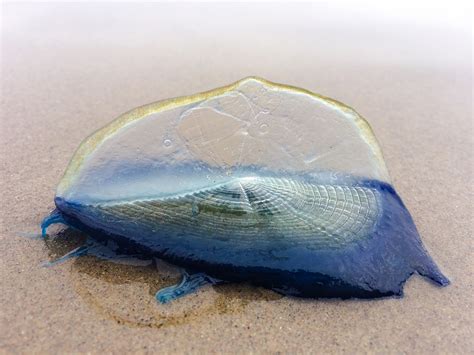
[41,77,449,303]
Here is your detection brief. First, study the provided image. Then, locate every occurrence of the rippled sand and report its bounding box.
[1,3,472,353]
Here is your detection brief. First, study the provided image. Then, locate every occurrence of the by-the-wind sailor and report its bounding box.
[42,77,449,303]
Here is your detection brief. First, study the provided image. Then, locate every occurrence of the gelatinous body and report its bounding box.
[42,77,449,301]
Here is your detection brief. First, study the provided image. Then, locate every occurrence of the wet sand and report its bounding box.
[1,3,472,353]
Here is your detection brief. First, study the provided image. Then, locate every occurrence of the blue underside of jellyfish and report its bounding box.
[41,175,449,303]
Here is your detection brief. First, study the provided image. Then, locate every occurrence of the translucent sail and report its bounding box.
[57,77,389,203]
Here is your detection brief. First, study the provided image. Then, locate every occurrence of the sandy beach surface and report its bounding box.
[1,3,472,353]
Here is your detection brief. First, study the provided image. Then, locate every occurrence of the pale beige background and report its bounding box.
[1,3,472,353]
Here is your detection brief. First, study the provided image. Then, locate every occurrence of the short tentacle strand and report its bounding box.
[42,242,93,267]
[40,209,67,237]
[155,271,219,304]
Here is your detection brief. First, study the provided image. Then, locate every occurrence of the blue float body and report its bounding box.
[52,178,448,299]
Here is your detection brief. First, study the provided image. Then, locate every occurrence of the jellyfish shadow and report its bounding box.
[41,228,282,328]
